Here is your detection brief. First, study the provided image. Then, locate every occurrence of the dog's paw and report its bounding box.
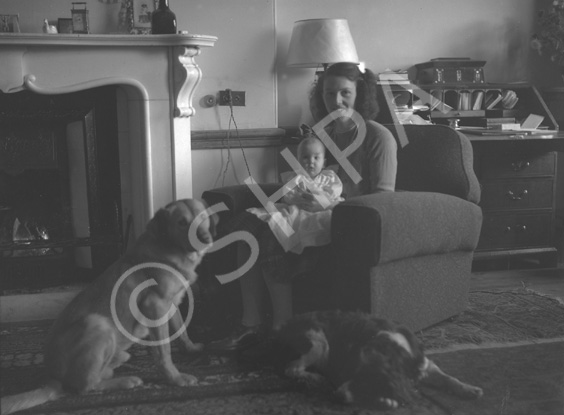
[447,381,484,400]
[377,397,399,409]
[285,367,324,383]
[284,366,305,379]
[123,376,144,389]
[335,384,400,409]
[183,342,204,353]
[171,373,198,387]
[461,385,484,400]
[287,370,329,391]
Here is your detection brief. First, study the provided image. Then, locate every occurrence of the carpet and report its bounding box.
[1,289,563,414]
[420,288,564,352]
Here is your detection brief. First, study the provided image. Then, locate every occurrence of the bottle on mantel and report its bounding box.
[151,0,177,34]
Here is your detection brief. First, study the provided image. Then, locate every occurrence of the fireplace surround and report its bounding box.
[1,87,124,290]
[0,33,217,291]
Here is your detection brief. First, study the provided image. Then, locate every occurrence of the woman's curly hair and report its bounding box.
[309,62,380,122]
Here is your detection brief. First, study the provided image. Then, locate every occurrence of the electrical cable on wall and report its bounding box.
[221,89,253,186]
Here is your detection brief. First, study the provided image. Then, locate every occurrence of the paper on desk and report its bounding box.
[521,114,544,130]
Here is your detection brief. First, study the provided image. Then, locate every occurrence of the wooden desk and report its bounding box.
[469,133,564,269]
[378,80,563,268]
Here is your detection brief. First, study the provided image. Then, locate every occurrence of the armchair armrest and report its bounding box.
[332,191,483,266]
[202,183,283,226]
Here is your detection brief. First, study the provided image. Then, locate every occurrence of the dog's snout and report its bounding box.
[197,224,214,245]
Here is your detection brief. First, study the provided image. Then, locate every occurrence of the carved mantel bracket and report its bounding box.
[174,46,202,118]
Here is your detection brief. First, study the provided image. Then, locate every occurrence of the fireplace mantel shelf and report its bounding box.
[0,33,218,47]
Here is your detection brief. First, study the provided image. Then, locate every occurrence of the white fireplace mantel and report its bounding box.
[0,33,217,235]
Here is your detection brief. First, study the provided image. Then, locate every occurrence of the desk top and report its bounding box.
[465,132,564,141]
[465,130,564,151]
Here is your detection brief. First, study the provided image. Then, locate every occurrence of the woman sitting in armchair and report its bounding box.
[208,62,398,350]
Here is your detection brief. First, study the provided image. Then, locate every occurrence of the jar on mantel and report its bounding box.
[151,0,177,34]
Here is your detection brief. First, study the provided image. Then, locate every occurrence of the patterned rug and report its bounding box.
[1,289,563,414]
[420,288,564,351]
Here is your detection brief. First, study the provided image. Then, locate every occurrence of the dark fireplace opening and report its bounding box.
[1,87,124,293]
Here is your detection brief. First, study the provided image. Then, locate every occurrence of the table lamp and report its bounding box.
[286,18,359,72]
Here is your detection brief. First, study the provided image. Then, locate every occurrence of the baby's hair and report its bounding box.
[297,136,325,158]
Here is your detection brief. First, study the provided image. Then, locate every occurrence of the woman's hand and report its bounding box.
[293,190,315,203]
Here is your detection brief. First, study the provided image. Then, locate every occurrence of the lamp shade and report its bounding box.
[286,18,359,68]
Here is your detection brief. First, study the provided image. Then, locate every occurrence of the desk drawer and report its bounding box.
[480,179,554,210]
[478,212,552,250]
[481,152,555,179]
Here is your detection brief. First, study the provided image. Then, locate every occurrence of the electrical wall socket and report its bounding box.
[219,90,245,106]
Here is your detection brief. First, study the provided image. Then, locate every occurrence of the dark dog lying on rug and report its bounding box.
[275,310,483,409]
[0,199,216,415]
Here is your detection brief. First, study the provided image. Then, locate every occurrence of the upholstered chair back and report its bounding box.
[384,124,480,204]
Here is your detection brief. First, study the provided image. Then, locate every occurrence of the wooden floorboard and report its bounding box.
[471,266,564,302]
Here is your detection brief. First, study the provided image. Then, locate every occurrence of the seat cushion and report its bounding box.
[332,191,483,266]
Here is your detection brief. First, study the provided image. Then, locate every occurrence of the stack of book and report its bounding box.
[481,117,517,128]
[377,70,410,85]
[378,70,413,110]
[461,115,517,128]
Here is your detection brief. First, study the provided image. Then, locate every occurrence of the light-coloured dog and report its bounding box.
[0,199,216,415]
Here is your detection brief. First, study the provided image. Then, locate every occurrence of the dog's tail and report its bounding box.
[0,381,63,415]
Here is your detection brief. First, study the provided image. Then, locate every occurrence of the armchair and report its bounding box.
[202,124,482,331]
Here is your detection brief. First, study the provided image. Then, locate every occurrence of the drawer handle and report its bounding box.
[511,161,530,171]
[504,225,527,233]
[506,189,528,200]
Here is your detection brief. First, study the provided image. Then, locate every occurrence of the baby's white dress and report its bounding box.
[247,169,344,254]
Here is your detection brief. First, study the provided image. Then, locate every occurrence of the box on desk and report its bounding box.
[415,58,486,84]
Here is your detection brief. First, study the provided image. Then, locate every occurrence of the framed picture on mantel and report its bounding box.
[0,14,20,33]
[127,0,158,34]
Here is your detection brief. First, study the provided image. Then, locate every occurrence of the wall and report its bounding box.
[0,0,277,131]
[191,146,280,200]
[5,0,557,129]
[171,0,282,196]
[2,0,563,200]
[531,0,564,87]
[276,0,542,126]
[176,0,277,130]
[0,0,117,33]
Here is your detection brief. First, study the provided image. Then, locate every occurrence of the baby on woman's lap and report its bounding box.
[247,134,343,254]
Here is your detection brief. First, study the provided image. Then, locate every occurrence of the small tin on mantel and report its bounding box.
[71,2,89,34]
[415,58,486,84]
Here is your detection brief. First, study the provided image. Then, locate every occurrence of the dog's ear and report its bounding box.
[397,327,424,356]
[147,208,170,238]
